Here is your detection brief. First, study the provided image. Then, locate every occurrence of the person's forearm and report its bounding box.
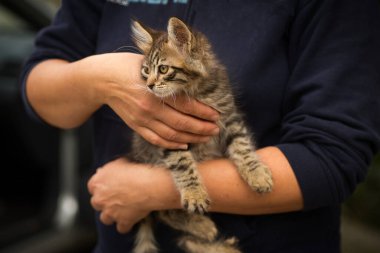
[152,146,303,215]
[26,58,103,128]
[27,53,221,149]
[87,146,302,232]
[202,146,303,214]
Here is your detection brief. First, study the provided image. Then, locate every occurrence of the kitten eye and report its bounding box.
[158,65,169,74]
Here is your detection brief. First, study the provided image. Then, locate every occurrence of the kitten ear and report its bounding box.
[167,17,193,53]
[131,20,153,53]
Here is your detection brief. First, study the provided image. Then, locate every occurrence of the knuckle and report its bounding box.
[87,179,95,194]
[90,196,102,210]
[138,115,151,126]
[117,223,131,234]
[181,102,193,114]
[174,119,188,130]
[138,99,154,115]
[149,135,161,146]
[100,215,113,225]
[99,212,108,222]
[87,171,102,194]
[199,124,210,133]
[166,129,179,141]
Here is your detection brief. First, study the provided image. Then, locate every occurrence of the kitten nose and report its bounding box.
[148,83,154,90]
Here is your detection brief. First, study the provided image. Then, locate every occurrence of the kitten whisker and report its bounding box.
[170,88,177,106]
[184,90,192,104]
[159,97,166,109]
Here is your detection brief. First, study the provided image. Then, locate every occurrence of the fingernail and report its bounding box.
[179,144,188,150]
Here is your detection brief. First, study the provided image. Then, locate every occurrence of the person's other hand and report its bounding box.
[88,158,154,233]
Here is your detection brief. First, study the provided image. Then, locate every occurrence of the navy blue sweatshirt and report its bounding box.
[20,0,380,252]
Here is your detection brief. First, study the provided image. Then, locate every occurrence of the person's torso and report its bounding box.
[92,1,340,253]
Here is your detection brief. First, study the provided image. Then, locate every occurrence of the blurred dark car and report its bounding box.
[0,1,96,252]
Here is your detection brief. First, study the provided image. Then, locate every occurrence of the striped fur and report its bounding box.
[128,17,273,253]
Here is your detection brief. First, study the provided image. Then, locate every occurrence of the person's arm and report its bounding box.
[88,146,303,233]
[26,58,101,129]
[22,0,220,149]
[26,53,220,149]
[19,0,105,124]
[201,147,303,215]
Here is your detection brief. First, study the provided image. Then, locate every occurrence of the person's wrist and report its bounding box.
[66,56,105,109]
[91,53,144,107]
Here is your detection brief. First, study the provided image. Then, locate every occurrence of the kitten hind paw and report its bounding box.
[132,241,158,253]
[178,236,241,253]
[187,214,218,241]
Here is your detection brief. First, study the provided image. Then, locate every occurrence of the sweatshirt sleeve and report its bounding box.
[19,0,105,122]
[277,0,380,210]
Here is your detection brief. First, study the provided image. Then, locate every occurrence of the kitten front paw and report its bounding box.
[181,187,211,214]
[244,163,273,193]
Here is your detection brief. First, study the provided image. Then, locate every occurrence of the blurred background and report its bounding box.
[0,1,95,252]
[0,0,379,252]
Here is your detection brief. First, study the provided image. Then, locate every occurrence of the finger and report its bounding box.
[137,126,188,150]
[116,222,133,234]
[157,107,220,136]
[87,168,102,195]
[144,119,212,144]
[87,176,95,195]
[164,96,219,121]
[90,196,103,211]
[100,212,115,225]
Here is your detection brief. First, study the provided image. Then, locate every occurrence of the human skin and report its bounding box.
[26,52,303,233]
[26,53,220,149]
[87,147,303,233]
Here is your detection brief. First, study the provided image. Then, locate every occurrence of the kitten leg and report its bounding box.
[164,150,211,213]
[224,114,273,193]
[158,210,218,242]
[178,235,241,253]
[133,216,158,253]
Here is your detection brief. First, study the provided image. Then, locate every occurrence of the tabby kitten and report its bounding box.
[128,17,273,253]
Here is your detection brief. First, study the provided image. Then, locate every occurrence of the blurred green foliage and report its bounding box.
[344,154,380,229]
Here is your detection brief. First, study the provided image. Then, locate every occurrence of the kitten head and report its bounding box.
[131,17,212,98]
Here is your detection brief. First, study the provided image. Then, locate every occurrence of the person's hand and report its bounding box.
[88,158,153,233]
[87,157,180,233]
[82,52,219,149]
